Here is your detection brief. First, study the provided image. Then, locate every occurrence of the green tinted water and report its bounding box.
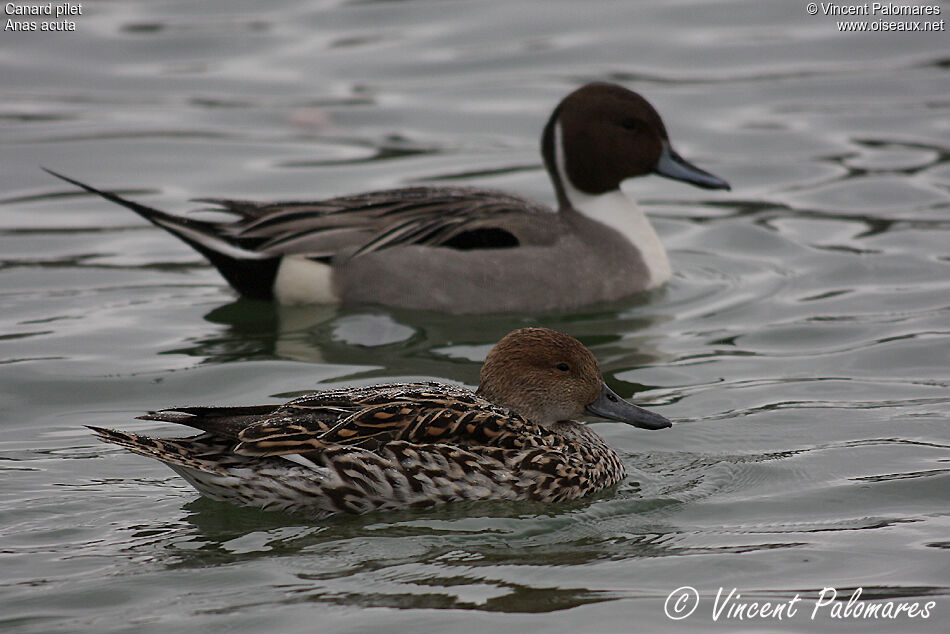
[1,1,948,632]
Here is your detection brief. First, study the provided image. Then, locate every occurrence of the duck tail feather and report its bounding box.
[44,169,281,299]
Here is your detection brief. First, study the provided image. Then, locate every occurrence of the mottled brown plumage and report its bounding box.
[90,328,671,517]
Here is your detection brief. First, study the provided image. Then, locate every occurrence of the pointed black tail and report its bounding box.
[45,169,280,300]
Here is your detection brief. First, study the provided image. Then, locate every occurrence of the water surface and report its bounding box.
[1,1,948,632]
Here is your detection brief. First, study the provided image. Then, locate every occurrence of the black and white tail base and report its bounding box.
[44,169,280,300]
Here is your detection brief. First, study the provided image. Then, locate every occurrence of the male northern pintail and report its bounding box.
[90,328,671,517]
[48,82,729,313]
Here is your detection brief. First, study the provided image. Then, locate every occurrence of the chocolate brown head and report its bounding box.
[541,82,730,206]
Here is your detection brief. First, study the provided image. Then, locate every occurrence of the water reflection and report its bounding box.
[175,297,671,391]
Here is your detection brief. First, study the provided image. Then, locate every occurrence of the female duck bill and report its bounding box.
[585,381,672,430]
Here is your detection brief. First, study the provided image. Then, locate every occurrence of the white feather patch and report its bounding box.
[553,122,671,287]
[280,453,323,471]
[273,256,339,305]
[153,218,269,261]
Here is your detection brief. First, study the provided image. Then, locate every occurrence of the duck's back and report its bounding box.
[91,382,628,517]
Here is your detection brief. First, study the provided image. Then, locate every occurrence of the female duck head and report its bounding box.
[476,327,671,430]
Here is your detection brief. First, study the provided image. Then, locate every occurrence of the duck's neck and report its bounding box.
[542,117,671,286]
[565,188,671,286]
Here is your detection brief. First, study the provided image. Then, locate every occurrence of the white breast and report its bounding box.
[569,189,671,287]
[554,124,671,287]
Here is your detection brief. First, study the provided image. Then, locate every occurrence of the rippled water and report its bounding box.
[2,1,949,631]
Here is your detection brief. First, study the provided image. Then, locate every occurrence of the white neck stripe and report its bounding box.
[553,121,571,210]
[552,123,671,286]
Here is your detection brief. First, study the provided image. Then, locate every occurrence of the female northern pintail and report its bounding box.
[48,82,729,313]
[90,328,671,517]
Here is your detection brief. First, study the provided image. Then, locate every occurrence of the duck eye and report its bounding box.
[621,119,640,131]
[556,362,570,372]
